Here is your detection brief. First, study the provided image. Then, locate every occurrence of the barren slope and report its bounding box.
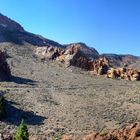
[0,43,140,139]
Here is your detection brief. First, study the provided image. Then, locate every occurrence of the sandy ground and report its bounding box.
[0,43,140,139]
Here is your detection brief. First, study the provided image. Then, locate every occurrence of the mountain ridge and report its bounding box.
[0,12,140,68]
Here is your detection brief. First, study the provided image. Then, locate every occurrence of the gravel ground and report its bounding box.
[0,43,140,139]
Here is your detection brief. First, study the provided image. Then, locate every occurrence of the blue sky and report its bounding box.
[0,0,140,55]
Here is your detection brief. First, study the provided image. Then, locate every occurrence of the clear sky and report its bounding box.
[0,0,140,55]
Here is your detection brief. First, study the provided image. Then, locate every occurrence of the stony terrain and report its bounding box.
[0,43,140,139]
[0,12,140,140]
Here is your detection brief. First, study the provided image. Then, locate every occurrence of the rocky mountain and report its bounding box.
[0,12,140,69]
[65,43,99,60]
[0,13,24,32]
[0,13,63,47]
[101,53,140,68]
[1,13,140,140]
[0,13,100,60]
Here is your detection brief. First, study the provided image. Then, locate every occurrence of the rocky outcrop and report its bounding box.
[35,46,140,81]
[107,67,140,81]
[60,45,90,68]
[62,123,140,140]
[35,46,64,60]
[88,57,109,75]
[83,123,140,140]
[65,43,99,60]
[0,49,11,81]
[35,44,100,70]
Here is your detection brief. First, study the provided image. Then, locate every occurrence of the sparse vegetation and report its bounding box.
[15,120,29,140]
[100,128,108,136]
[54,134,62,140]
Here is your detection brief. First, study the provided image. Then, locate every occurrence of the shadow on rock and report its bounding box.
[10,75,36,85]
[2,100,46,126]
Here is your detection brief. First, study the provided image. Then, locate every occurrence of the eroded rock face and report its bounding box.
[63,45,90,68]
[62,123,140,140]
[35,46,140,81]
[0,49,11,81]
[65,43,99,60]
[88,57,109,75]
[35,46,63,61]
[107,67,140,81]
[35,44,100,70]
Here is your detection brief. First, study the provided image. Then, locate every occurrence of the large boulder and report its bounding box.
[125,68,140,81]
[35,46,63,61]
[63,45,90,69]
[88,57,109,75]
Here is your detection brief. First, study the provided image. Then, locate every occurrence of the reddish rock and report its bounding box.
[61,135,72,140]
[107,67,140,81]
[35,46,63,61]
[83,123,140,140]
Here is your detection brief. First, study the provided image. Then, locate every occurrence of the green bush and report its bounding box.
[15,120,29,140]
[0,95,6,119]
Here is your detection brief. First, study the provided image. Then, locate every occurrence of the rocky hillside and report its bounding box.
[0,13,140,139]
[1,12,140,68]
[1,42,140,139]
[0,13,63,47]
[0,13,24,32]
[129,61,140,71]
[101,53,140,68]
[65,43,99,60]
[0,13,100,60]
